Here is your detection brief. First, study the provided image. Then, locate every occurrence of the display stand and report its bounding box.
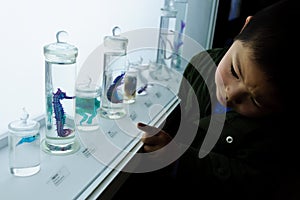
[0,83,180,200]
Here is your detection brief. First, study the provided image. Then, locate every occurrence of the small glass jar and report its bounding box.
[8,109,41,177]
[123,68,137,104]
[75,81,101,131]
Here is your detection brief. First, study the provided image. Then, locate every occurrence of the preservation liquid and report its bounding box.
[42,31,80,155]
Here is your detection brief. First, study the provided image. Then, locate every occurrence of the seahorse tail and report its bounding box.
[63,129,73,137]
[56,121,64,137]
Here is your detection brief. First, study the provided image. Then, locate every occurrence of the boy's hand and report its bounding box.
[137,122,172,152]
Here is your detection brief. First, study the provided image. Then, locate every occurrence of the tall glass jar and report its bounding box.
[42,31,80,155]
[99,27,128,119]
[150,0,178,81]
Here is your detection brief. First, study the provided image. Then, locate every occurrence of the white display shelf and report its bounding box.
[0,83,180,200]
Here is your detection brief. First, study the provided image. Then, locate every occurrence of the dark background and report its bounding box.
[212,0,282,48]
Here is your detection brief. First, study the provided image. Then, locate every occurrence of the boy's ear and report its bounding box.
[240,16,253,33]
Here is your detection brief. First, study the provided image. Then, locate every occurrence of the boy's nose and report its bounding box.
[225,84,247,105]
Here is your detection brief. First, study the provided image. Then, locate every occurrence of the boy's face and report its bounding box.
[215,40,281,117]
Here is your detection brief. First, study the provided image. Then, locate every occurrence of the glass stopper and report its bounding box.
[20,107,29,124]
[56,30,69,43]
[112,26,121,36]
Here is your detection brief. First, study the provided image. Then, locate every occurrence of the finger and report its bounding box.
[141,133,161,144]
[137,122,161,136]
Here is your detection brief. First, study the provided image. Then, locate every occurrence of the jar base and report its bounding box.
[41,139,80,155]
[99,107,126,120]
[10,165,40,177]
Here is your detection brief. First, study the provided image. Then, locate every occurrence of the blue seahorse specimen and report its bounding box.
[171,20,186,69]
[16,135,39,146]
[107,72,125,103]
[53,88,74,137]
[174,20,186,53]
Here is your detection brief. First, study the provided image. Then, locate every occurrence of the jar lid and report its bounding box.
[104,26,128,50]
[161,0,177,17]
[44,30,78,64]
[76,78,101,98]
[8,108,40,136]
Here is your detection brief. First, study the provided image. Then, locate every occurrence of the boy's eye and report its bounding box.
[231,65,239,79]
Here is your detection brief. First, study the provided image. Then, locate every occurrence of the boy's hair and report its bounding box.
[234,0,297,111]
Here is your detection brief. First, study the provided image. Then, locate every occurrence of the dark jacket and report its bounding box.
[162,48,284,199]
